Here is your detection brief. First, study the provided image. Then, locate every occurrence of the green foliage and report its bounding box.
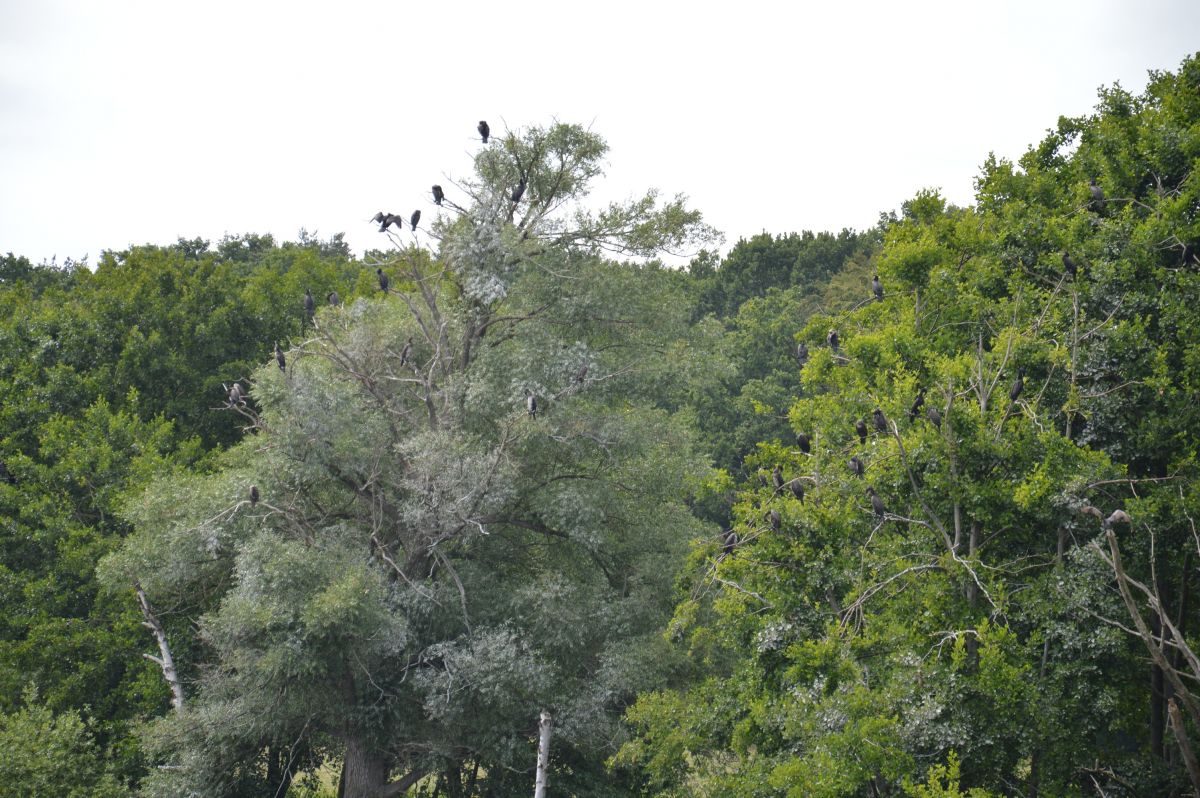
[0,689,125,798]
[622,52,1200,797]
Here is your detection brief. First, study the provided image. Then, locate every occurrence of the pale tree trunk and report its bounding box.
[134,582,184,712]
[534,711,553,798]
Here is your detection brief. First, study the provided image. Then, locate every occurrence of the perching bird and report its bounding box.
[767,508,781,531]
[796,342,809,366]
[373,212,402,232]
[249,485,260,507]
[828,329,840,352]
[873,408,887,434]
[788,478,805,503]
[867,486,886,520]
[721,528,738,558]
[410,210,421,231]
[274,342,286,372]
[1089,177,1105,211]
[772,465,784,491]
[1009,367,1025,403]
[909,390,925,421]
[849,455,865,478]
[304,288,315,319]
[511,178,527,204]
[526,392,538,418]
[478,120,490,143]
[227,382,244,406]
[926,406,942,429]
[796,432,811,454]
[399,337,413,366]
[377,268,390,293]
[1062,251,1078,279]
[872,274,884,302]
[574,362,589,383]
[328,291,340,306]
[432,185,444,206]
[1183,243,1195,267]
[856,419,868,445]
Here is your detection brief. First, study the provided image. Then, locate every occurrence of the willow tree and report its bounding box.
[101,123,721,798]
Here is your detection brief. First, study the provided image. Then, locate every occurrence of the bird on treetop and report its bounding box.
[867,486,886,519]
[828,329,840,352]
[788,478,805,503]
[274,342,286,372]
[796,432,811,454]
[478,120,490,143]
[511,178,527,204]
[909,390,925,421]
[849,455,864,478]
[432,185,444,206]
[772,465,784,491]
[1062,251,1078,279]
[767,508,781,531]
[856,419,868,445]
[926,406,942,428]
[372,212,402,233]
[872,275,884,301]
[873,408,887,434]
[377,269,390,293]
[410,210,421,231]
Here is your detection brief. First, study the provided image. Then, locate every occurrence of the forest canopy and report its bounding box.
[0,53,1197,798]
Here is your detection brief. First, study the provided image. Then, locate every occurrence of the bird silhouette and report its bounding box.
[849,455,864,478]
[274,342,286,372]
[377,269,389,293]
[867,486,886,520]
[796,342,808,366]
[926,406,942,429]
[772,465,784,491]
[432,185,444,206]
[511,178,527,204]
[226,382,244,406]
[410,210,421,231]
[1010,367,1025,403]
[1062,251,1078,279]
[304,288,315,319]
[872,275,884,302]
[767,508,781,531]
[399,337,413,367]
[796,432,811,454]
[856,419,868,445]
[526,391,538,418]
[828,329,840,352]
[1089,178,1105,211]
[873,408,887,434]
[327,291,340,306]
[249,485,260,507]
[478,120,490,144]
[909,390,925,421]
[373,212,402,233]
[788,479,805,503]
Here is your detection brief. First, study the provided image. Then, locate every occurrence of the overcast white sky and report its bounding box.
[1,1,1197,265]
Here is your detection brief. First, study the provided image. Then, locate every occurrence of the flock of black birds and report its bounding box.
[725,191,1158,556]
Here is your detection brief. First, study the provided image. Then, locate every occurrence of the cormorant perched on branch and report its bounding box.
[304,288,315,319]
[788,478,805,503]
[909,390,925,421]
[432,185,444,206]
[721,528,738,558]
[1089,177,1105,211]
[926,406,942,428]
[828,329,840,353]
[511,178,527,204]
[1009,367,1025,403]
[1183,243,1195,267]
[873,408,887,434]
[1062,251,1078,279]
[226,382,244,406]
[478,120,490,143]
[867,486,886,520]
[274,342,286,372]
[410,210,421,232]
[849,456,864,478]
[772,465,784,492]
[526,391,538,418]
[767,508,781,531]
[872,275,884,302]
[328,291,340,306]
[399,337,413,367]
[796,342,808,366]
[855,419,868,445]
[796,432,811,454]
[372,212,402,232]
[377,269,390,293]
[249,485,260,507]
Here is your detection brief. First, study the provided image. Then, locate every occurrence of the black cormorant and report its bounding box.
[1062,251,1077,279]
[926,406,942,428]
[828,329,840,352]
[410,210,421,231]
[373,212,402,232]
[511,178,527,203]
[478,120,490,143]
[304,288,315,318]
[872,275,884,302]
[1089,177,1105,211]
[1010,367,1025,403]
[227,382,243,406]
[526,392,538,418]
[788,479,805,503]
[399,337,413,366]
[432,185,444,206]
[772,465,784,491]
[377,268,390,293]
[796,432,811,454]
[849,455,864,478]
[867,486,886,519]
[767,508,781,531]
[274,342,286,372]
[249,485,260,507]
[796,342,808,366]
[328,291,340,306]
[856,419,868,445]
[909,390,925,421]
[873,408,887,434]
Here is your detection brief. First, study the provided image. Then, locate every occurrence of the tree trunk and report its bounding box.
[534,711,553,798]
[341,734,390,798]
